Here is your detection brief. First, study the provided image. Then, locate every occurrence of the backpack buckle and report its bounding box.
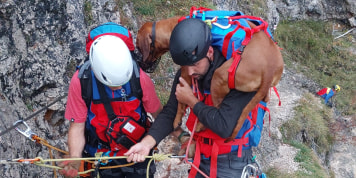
[202,137,212,145]
[236,45,246,55]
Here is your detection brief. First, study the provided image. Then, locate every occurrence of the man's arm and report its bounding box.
[68,122,85,157]
[58,121,85,178]
[124,70,181,162]
[140,69,163,119]
[193,90,256,138]
[147,70,181,143]
[175,76,256,138]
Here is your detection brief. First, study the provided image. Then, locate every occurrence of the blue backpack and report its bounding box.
[181,7,274,60]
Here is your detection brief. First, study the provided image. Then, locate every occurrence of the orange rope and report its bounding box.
[33,135,69,154]
[33,135,62,178]
[32,135,135,174]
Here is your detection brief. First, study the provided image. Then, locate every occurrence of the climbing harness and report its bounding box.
[184,116,210,178]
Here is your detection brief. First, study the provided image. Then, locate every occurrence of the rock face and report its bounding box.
[0,0,355,177]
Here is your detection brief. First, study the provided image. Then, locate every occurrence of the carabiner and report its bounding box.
[13,120,36,141]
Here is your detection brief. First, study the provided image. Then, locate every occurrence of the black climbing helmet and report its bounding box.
[169,18,212,66]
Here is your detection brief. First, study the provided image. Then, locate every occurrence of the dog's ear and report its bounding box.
[137,23,153,63]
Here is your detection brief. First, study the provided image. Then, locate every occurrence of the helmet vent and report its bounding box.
[101,73,107,82]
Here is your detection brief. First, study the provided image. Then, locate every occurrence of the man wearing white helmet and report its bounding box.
[60,35,162,178]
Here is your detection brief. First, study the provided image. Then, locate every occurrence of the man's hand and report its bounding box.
[124,135,156,163]
[175,77,199,108]
[58,156,81,178]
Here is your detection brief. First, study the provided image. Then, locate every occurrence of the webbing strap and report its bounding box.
[189,136,249,178]
[189,6,212,18]
[209,137,249,178]
[258,102,271,136]
[210,142,219,178]
[96,81,117,120]
[226,21,252,89]
[225,16,271,90]
[272,86,281,106]
[188,142,201,178]
[222,22,241,57]
[227,52,242,89]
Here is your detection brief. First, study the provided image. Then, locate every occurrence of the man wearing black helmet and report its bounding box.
[125,18,257,178]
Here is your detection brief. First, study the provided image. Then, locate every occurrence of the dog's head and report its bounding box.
[136,17,180,73]
[136,22,162,73]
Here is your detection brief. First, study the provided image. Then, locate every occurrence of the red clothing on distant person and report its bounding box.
[317,87,335,104]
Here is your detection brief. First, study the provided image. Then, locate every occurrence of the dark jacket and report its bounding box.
[148,48,256,143]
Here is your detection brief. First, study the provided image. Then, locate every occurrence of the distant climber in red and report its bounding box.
[316,85,340,105]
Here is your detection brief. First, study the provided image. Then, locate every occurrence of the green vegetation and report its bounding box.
[275,20,356,115]
[83,0,93,26]
[265,168,297,178]
[291,141,328,178]
[130,0,214,21]
[149,53,179,106]
[269,93,334,177]
[269,19,355,178]
[281,93,334,154]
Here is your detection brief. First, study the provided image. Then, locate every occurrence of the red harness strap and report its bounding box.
[272,86,281,106]
[225,19,250,89]
[186,118,210,178]
[188,135,249,178]
[226,17,271,89]
[257,102,272,137]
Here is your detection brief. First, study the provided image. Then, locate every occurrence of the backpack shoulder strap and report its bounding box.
[130,60,148,126]
[78,58,92,109]
[130,60,143,100]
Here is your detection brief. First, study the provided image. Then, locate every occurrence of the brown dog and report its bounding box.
[136,18,284,142]
[211,21,283,142]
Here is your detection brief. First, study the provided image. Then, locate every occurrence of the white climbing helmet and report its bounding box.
[89,35,133,87]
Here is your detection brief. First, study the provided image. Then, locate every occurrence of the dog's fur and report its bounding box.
[136,18,284,142]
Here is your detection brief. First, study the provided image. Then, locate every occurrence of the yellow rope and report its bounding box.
[17,153,172,178]
[146,153,171,177]
[33,135,68,178]
[9,135,173,178]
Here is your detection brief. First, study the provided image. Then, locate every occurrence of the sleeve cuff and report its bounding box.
[192,101,205,117]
